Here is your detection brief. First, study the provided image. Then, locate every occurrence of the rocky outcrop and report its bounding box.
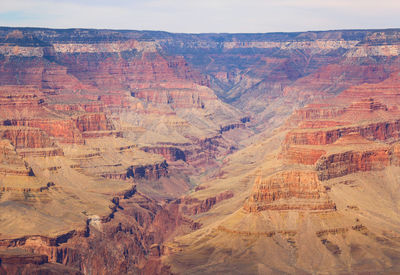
[0,127,55,149]
[127,161,168,180]
[290,104,346,123]
[285,120,400,146]
[150,135,232,167]
[131,86,216,108]
[0,90,45,112]
[74,113,114,132]
[178,190,234,215]
[316,148,391,180]
[279,73,400,181]
[281,146,326,165]
[258,73,400,228]
[0,230,86,248]
[0,188,196,274]
[4,118,84,144]
[347,98,388,113]
[244,170,336,212]
[101,160,168,181]
[0,139,34,176]
[141,146,186,162]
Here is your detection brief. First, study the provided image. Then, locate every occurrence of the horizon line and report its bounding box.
[1,25,400,35]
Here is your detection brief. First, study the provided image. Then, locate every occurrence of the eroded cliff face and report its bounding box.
[240,79,400,216]
[163,30,400,134]
[162,38,400,274]
[2,27,400,274]
[0,186,198,274]
[244,170,336,212]
[0,28,251,274]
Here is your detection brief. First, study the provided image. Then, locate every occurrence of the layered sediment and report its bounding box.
[244,170,336,212]
[2,27,400,275]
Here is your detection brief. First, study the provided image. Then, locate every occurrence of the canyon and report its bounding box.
[1,27,400,274]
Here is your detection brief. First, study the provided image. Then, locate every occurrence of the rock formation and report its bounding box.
[1,27,400,274]
[244,170,336,212]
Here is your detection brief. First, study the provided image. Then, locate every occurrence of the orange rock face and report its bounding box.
[5,119,84,144]
[285,120,400,146]
[281,146,326,165]
[244,170,336,212]
[74,113,114,132]
[178,190,234,215]
[0,127,55,149]
[279,82,400,182]
[316,148,391,180]
[249,72,400,215]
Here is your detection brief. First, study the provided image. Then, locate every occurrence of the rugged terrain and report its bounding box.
[0,27,400,274]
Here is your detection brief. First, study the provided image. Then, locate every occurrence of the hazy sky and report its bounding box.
[0,0,399,33]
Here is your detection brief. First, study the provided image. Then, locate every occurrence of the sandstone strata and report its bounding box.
[2,27,400,274]
[244,170,336,212]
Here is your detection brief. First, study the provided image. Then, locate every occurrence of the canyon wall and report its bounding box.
[1,27,400,274]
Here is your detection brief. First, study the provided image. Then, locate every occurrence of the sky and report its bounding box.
[0,0,399,33]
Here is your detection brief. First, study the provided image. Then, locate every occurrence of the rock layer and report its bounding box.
[244,170,336,212]
[2,27,400,274]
